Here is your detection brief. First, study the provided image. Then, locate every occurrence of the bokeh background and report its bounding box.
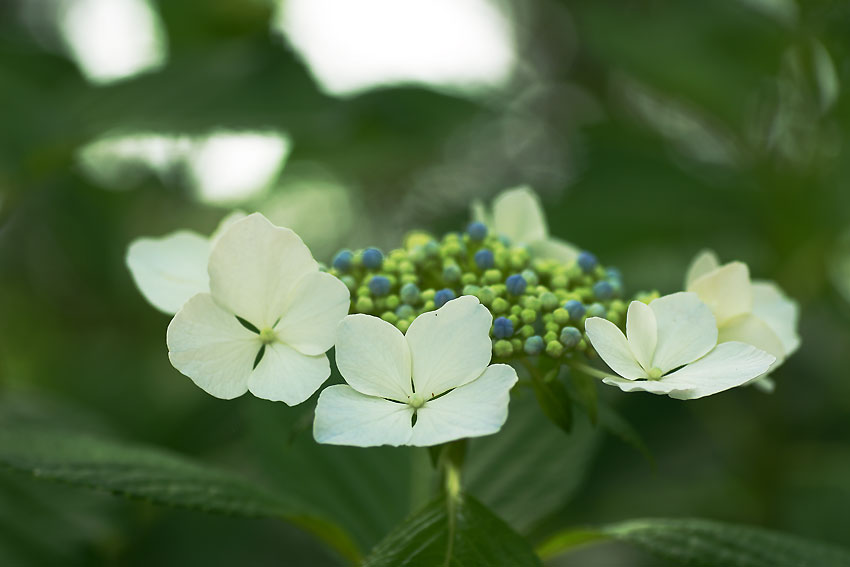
[2,0,850,565]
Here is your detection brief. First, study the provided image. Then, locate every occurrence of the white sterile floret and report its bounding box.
[313,296,518,447]
[685,250,800,390]
[166,213,350,404]
[472,185,579,263]
[126,211,245,314]
[585,292,776,400]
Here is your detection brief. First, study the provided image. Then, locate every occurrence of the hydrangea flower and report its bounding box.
[471,185,579,263]
[585,292,775,399]
[685,250,800,389]
[126,211,245,314]
[313,296,518,447]
[167,213,350,404]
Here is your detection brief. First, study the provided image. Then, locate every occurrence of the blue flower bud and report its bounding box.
[362,247,384,270]
[443,264,462,282]
[564,299,586,321]
[524,335,545,356]
[474,249,495,270]
[467,221,488,241]
[332,249,353,272]
[560,326,582,348]
[493,316,514,339]
[395,304,415,319]
[424,240,440,258]
[587,302,606,318]
[606,267,622,280]
[434,288,456,308]
[593,280,615,300]
[577,251,598,273]
[369,275,391,296]
[505,274,527,296]
[400,282,420,305]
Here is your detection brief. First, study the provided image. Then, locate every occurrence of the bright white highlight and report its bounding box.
[275,0,516,96]
[60,0,167,84]
[78,130,291,204]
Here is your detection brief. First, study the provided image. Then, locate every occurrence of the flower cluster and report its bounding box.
[125,186,800,448]
[328,227,627,363]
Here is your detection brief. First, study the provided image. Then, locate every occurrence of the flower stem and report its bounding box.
[567,361,610,381]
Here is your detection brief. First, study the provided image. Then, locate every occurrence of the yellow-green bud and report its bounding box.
[545,322,560,334]
[545,340,564,358]
[492,297,509,313]
[553,308,570,326]
[423,300,435,311]
[519,324,534,338]
[511,338,522,351]
[520,308,537,324]
[477,287,496,305]
[356,296,374,312]
[385,295,400,310]
[357,286,371,297]
[540,291,558,311]
[421,289,436,302]
[494,339,513,358]
[461,272,478,286]
[463,284,481,296]
[484,269,503,284]
[508,315,520,327]
[397,319,411,333]
[544,330,558,343]
[510,304,522,315]
[381,311,398,324]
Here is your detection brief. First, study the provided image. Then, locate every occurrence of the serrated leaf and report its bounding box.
[465,391,601,532]
[539,518,850,567]
[0,425,360,563]
[362,495,542,567]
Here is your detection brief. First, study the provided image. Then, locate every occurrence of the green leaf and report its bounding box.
[597,403,654,465]
[362,495,542,567]
[530,369,573,433]
[539,518,850,567]
[465,391,601,532]
[567,369,598,424]
[0,424,360,564]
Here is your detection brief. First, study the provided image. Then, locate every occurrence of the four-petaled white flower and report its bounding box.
[472,185,579,263]
[126,211,246,314]
[313,296,518,447]
[585,292,775,399]
[167,213,350,404]
[685,250,800,390]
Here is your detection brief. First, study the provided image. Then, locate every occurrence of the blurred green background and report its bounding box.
[2,0,850,565]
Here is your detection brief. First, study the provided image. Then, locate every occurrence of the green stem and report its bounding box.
[568,361,610,381]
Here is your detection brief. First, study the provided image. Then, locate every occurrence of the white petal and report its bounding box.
[661,342,776,400]
[275,271,350,356]
[719,313,786,362]
[247,342,329,405]
[470,198,491,226]
[405,296,492,398]
[313,385,413,447]
[210,210,248,244]
[408,363,517,447]
[687,261,753,326]
[602,376,694,397]
[626,301,657,372]
[752,281,800,356]
[650,292,718,373]
[167,293,259,399]
[528,238,580,264]
[208,213,318,329]
[126,231,210,314]
[684,249,720,288]
[585,317,647,380]
[752,376,776,393]
[335,314,412,401]
[491,185,548,244]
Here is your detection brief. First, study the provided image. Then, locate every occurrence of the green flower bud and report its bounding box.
[586,302,606,318]
[553,308,570,326]
[423,300,435,311]
[524,335,545,356]
[401,274,418,286]
[421,289,436,302]
[510,249,529,269]
[383,258,398,272]
[491,284,506,297]
[520,308,537,324]
[397,319,411,333]
[540,291,558,311]
[340,275,357,291]
[545,340,564,358]
[508,315,520,328]
[381,311,398,324]
[356,296,374,312]
[442,242,462,257]
[461,272,478,286]
[544,330,558,343]
[484,269,503,285]
[510,304,522,315]
[521,269,539,287]
[398,260,415,274]
[424,240,440,258]
[545,322,560,334]
[519,324,535,338]
[510,338,522,351]
[492,297,509,313]
[494,339,513,358]
[357,286,371,298]
[396,304,415,319]
[385,295,400,310]
[463,284,481,296]
[522,296,541,312]
[477,286,496,305]
[443,263,461,282]
[550,274,568,289]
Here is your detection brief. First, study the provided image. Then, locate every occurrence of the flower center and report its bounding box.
[407,393,426,409]
[259,328,278,345]
[647,367,663,380]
